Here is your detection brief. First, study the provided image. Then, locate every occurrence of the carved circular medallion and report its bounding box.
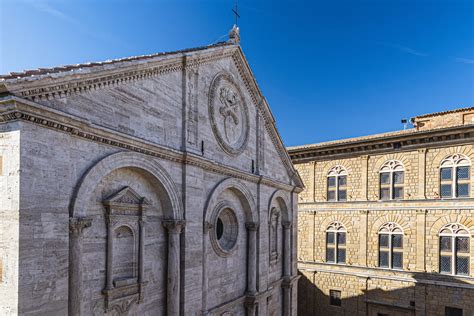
[210,201,239,257]
[208,73,249,156]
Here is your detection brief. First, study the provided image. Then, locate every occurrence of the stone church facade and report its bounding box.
[289,108,474,316]
[0,33,303,315]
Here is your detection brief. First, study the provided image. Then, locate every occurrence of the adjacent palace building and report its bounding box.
[289,107,474,316]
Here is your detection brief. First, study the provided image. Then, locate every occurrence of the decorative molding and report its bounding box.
[208,72,249,156]
[5,49,235,102]
[0,107,302,193]
[186,67,199,147]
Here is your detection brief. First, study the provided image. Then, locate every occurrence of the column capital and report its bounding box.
[245,222,259,231]
[162,219,186,233]
[282,221,292,229]
[69,217,92,236]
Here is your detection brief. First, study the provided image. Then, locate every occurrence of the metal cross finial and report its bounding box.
[232,0,240,26]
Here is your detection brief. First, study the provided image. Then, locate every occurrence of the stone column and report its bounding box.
[282,221,292,316]
[246,222,258,294]
[282,221,292,277]
[69,217,92,316]
[163,220,185,316]
[282,279,291,316]
[139,219,145,284]
[105,217,114,290]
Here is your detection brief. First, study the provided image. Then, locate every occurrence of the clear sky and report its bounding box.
[1,0,473,146]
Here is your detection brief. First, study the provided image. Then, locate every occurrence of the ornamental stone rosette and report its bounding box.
[208,72,249,156]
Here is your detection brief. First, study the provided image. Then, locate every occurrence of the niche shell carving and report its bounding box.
[209,73,249,156]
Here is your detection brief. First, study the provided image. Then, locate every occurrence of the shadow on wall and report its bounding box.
[297,270,473,316]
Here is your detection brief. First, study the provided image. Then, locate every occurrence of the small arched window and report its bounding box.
[439,223,470,276]
[440,154,471,198]
[327,166,348,202]
[379,160,404,200]
[378,223,403,269]
[326,222,346,264]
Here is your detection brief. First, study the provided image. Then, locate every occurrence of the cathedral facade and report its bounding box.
[0,35,302,315]
[289,108,474,316]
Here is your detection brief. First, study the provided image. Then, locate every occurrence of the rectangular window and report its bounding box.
[392,235,403,248]
[338,175,347,186]
[327,232,335,244]
[337,232,346,245]
[380,188,390,200]
[379,251,389,268]
[327,190,336,201]
[456,183,470,198]
[441,184,453,198]
[441,167,453,180]
[392,252,403,269]
[393,171,404,184]
[328,177,336,187]
[380,173,390,184]
[326,248,335,263]
[445,306,463,316]
[440,255,452,274]
[457,166,470,180]
[456,256,470,275]
[440,236,452,251]
[338,189,347,201]
[329,290,342,306]
[337,249,346,263]
[456,237,470,253]
[393,187,404,199]
[379,234,389,248]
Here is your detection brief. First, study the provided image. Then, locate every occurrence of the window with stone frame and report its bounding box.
[269,207,280,262]
[379,160,404,200]
[327,166,348,202]
[378,222,403,269]
[439,154,471,199]
[326,222,346,264]
[439,223,470,276]
[329,290,342,306]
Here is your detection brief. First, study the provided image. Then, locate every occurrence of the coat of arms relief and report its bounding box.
[209,73,249,156]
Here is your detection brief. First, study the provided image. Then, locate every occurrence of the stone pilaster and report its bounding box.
[416,209,427,272]
[358,210,369,266]
[68,217,92,316]
[246,222,258,294]
[360,155,369,200]
[163,220,185,316]
[418,149,427,199]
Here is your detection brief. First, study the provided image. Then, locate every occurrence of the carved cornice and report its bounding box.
[5,49,235,102]
[0,104,302,193]
[290,125,474,164]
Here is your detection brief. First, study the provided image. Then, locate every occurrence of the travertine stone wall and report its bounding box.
[0,123,20,316]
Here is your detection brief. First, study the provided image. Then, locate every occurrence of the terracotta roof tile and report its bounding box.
[0,42,231,81]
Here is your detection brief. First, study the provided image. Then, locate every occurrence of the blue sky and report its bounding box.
[1,0,473,146]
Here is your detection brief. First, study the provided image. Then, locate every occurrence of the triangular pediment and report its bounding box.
[1,42,303,190]
[103,187,149,206]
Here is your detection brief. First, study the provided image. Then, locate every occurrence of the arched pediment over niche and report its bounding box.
[70,151,183,220]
